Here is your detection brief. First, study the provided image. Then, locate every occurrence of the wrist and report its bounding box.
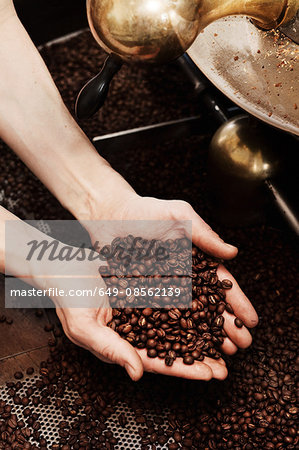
[0,1,16,25]
[64,157,138,222]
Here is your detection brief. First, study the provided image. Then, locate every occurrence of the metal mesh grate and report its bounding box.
[0,375,174,449]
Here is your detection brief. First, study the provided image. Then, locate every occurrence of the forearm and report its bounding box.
[0,205,39,278]
[0,205,16,273]
[0,3,135,221]
[0,206,70,290]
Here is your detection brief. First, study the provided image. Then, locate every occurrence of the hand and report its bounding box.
[38,254,144,382]
[49,253,225,382]
[56,306,144,381]
[82,194,258,381]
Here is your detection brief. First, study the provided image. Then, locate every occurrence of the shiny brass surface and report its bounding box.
[208,115,283,225]
[87,0,298,64]
[210,116,281,182]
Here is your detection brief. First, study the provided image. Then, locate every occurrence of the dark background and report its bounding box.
[14,0,87,45]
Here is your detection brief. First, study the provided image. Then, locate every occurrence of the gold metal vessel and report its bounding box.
[87,0,298,64]
[208,115,282,225]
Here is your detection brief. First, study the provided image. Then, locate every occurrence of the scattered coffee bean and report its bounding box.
[118,413,128,427]
[14,372,23,380]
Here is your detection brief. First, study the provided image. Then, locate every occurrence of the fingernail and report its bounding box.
[226,243,238,252]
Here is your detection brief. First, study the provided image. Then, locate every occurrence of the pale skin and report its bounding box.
[0,0,258,381]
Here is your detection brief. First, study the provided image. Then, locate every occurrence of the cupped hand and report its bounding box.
[40,243,229,382]
[50,258,226,382]
[81,195,258,380]
[41,255,143,381]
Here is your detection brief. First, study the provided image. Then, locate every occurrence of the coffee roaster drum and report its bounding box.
[188,16,299,136]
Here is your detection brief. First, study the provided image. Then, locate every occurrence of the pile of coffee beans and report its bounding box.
[0,298,297,449]
[99,236,193,309]
[0,30,298,449]
[104,238,237,365]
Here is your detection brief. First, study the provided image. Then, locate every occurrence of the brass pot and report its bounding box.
[87,0,298,64]
[76,0,298,119]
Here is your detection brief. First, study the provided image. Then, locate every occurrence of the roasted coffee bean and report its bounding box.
[225,303,234,314]
[158,435,168,445]
[147,349,157,358]
[53,328,63,338]
[21,397,30,407]
[221,279,233,289]
[168,309,181,320]
[142,308,152,316]
[168,443,179,450]
[146,339,157,349]
[23,408,31,417]
[234,318,244,328]
[180,345,189,354]
[191,350,201,359]
[214,316,224,327]
[173,431,182,442]
[217,303,226,314]
[183,356,194,365]
[118,413,127,427]
[172,343,181,352]
[14,372,23,380]
[118,323,132,334]
[165,356,174,367]
[7,417,17,429]
[147,329,156,338]
[208,295,217,305]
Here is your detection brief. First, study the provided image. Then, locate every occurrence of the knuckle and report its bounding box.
[99,344,117,364]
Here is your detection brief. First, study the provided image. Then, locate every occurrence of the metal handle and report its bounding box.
[178,54,230,124]
[265,180,299,236]
[75,54,123,120]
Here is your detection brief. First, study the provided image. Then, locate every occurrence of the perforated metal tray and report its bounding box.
[0,375,173,449]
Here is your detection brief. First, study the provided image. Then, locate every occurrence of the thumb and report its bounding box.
[190,212,238,260]
[87,325,144,381]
